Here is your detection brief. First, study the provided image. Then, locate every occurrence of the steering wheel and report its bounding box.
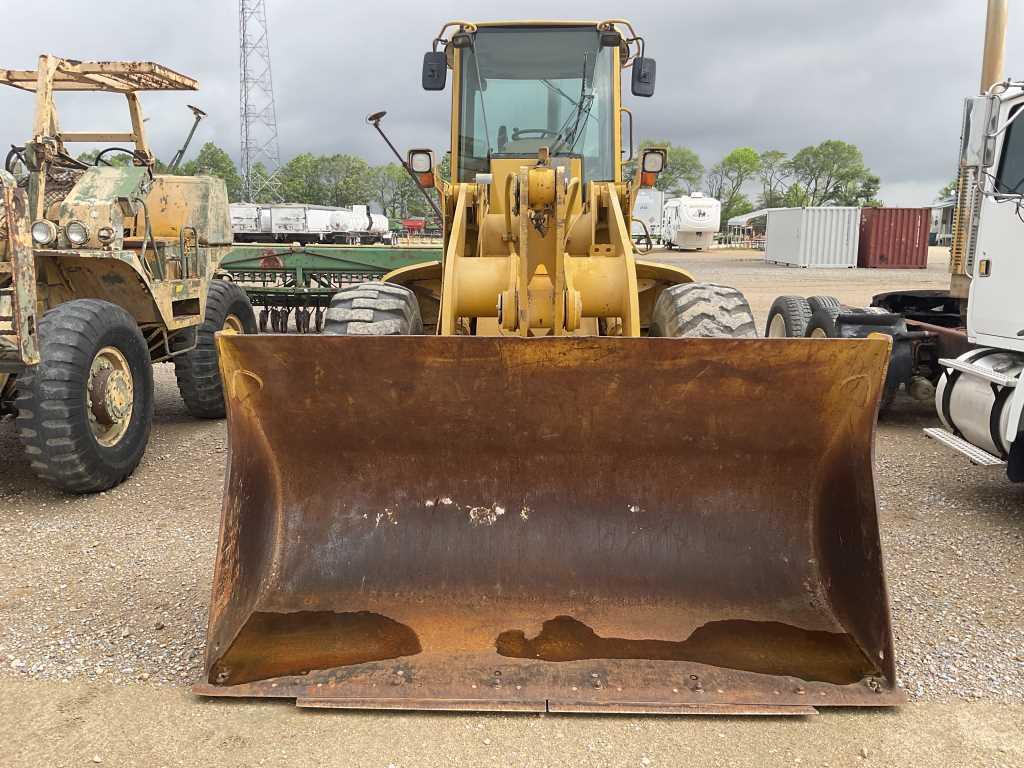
[511,128,560,140]
[93,147,147,166]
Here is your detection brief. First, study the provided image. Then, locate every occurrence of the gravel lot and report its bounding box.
[1,246,1022,765]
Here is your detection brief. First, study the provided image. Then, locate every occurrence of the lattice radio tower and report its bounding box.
[239,0,283,201]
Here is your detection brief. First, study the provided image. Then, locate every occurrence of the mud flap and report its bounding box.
[194,334,904,712]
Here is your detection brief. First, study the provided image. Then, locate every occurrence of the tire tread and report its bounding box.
[650,282,757,338]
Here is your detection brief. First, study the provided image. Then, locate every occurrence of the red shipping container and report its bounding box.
[858,208,930,268]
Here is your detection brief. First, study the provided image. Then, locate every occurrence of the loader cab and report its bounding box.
[454,25,618,187]
[425,22,653,192]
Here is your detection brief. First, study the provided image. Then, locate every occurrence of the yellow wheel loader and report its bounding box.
[198,20,903,713]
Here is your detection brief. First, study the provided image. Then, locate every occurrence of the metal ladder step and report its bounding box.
[938,357,1018,387]
[923,427,1005,466]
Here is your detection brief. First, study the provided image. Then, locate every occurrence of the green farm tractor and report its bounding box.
[0,55,256,492]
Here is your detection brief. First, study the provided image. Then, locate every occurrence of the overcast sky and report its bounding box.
[2,0,1022,205]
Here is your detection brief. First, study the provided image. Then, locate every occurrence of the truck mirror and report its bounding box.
[422,51,447,91]
[631,57,656,98]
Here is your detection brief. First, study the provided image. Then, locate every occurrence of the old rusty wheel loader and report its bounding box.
[200,21,902,713]
[0,56,256,493]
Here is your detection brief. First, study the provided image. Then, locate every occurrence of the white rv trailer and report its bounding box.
[662,193,721,251]
[630,187,664,242]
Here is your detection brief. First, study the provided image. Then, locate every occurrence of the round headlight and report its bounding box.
[96,226,115,245]
[66,220,89,246]
[31,219,58,246]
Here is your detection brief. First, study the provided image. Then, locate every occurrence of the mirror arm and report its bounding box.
[366,113,443,220]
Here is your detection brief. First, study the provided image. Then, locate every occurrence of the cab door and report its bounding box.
[968,100,1024,353]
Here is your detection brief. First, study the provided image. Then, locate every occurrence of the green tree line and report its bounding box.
[81,139,879,226]
[641,139,881,224]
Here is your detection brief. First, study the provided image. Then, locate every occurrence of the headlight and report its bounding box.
[96,226,115,245]
[31,219,58,246]
[65,220,89,246]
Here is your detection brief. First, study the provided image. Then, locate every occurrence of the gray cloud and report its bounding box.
[2,0,1021,205]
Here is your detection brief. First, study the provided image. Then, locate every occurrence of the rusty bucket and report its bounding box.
[194,334,903,713]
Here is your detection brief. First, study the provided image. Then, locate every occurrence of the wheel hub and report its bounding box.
[222,314,244,335]
[87,347,134,446]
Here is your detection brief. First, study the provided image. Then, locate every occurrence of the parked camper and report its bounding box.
[631,187,664,243]
[662,193,721,251]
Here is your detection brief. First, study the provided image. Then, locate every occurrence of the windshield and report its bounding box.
[457,27,616,184]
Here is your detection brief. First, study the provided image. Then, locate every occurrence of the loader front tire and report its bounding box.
[173,280,257,419]
[16,299,154,493]
[324,282,423,335]
[650,282,757,338]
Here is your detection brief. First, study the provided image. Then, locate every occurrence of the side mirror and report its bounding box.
[422,51,447,91]
[639,148,666,187]
[408,149,436,188]
[631,57,657,98]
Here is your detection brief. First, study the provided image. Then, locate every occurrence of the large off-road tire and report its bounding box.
[173,280,257,419]
[323,282,423,335]
[649,282,757,338]
[16,299,154,493]
[765,295,812,338]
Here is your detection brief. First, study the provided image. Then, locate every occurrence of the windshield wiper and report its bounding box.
[550,53,595,155]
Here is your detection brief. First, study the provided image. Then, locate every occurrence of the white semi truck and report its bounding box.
[924,68,1024,479]
[762,0,1023,482]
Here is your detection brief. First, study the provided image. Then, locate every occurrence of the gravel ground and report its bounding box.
[0,247,1022,763]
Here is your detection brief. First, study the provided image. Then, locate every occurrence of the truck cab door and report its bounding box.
[968,101,1024,353]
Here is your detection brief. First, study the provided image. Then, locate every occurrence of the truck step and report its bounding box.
[938,357,1018,387]
[923,427,1005,466]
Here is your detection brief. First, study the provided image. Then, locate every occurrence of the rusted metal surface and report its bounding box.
[196,334,903,712]
[0,172,39,368]
[0,58,197,93]
[858,208,930,269]
[906,319,973,361]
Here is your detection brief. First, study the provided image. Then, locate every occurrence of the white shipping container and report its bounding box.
[765,207,861,268]
[631,188,664,239]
